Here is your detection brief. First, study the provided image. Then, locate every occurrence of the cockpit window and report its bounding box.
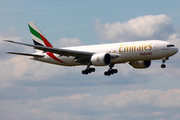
[167,44,175,47]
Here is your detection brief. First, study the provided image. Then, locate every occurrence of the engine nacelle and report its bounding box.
[129,60,151,69]
[91,53,111,66]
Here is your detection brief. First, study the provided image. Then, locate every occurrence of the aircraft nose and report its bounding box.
[173,47,178,54]
[167,47,178,56]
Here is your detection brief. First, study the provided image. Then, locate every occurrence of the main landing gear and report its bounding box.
[104,64,118,76]
[82,64,118,76]
[161,57,169,68]
[82,65,95,75]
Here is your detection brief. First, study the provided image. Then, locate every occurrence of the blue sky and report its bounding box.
[1,0,180,44]
[1,0,180,120]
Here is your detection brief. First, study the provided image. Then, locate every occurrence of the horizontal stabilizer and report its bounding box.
[6,52,44,57]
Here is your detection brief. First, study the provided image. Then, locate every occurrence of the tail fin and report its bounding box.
[28,22,53,51]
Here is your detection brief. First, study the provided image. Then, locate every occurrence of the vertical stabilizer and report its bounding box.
[28,22,53,52]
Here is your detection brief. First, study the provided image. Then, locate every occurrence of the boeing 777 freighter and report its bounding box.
[4,22,178,76]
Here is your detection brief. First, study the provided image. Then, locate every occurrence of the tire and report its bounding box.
[161,64,166,68]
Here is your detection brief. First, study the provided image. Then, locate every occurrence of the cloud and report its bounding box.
[1,19,179,88]
[0,38,22,59]
[93,14,180,81]
[1,14,180,120]
[168,33,180,49]
[0,55,70,82]
[0,27,34,59]
[95,14,175,42]
[54,38,82,47]
[0,29,77,85]
[1,48,179,89]
[1,89,180,120]
[0,28,68,86]
[0,27,19,37]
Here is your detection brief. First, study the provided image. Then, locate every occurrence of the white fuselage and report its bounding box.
[32,40,178,66]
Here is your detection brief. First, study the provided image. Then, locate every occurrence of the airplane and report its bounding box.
[4,22,178,76]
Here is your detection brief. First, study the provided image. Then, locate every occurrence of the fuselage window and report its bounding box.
[167,44,175,47]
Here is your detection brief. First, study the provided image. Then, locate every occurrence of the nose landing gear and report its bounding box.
[161,64,166,68]
[161,57,169,68]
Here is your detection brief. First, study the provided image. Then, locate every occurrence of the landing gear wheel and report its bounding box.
[104,64,118,76]
[82,67,95,75]
[114,69,118,73]
[104,71,110,76]
[161,64,166,68]
[90,68,95,72]
[82,70,88,75]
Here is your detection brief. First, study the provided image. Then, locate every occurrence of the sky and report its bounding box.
[1,0,180,120]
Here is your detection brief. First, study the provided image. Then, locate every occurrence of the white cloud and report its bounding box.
[0,37,22,58]
[93,14,180,80]
[0,29,74,84]
[0,55,70,82]
[95,14,174,42]
[1,14,180,120]
[0,27,19,37]
[1,89,180,120]
[54,38,82,47]
[0,27,34,59]
[168,34,180,49]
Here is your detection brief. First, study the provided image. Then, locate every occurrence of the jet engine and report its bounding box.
[91,53,111,66]
[129,60,151,69]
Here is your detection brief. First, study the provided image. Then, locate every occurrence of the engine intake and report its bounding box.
[129,60,151,69]
[91,53,111,66]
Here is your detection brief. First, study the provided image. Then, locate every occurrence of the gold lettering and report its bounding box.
[119,46,124,52]
[119,44,153,53]
[128,46,132,52]
[134,45,137,52]
[126,46,128,52]
[127,46,130,52]
[137,45,141,51]
[149,44,152,50]
[144,44,147,51]
[143,44,152,51]
[142,45,144,51]
[131,45,134,52]
[131,45,135,52]
[124,46,127,52]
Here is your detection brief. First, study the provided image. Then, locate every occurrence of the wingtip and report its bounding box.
[3,40,14,42]
[6,52,11,54]
[6,52,15,55]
